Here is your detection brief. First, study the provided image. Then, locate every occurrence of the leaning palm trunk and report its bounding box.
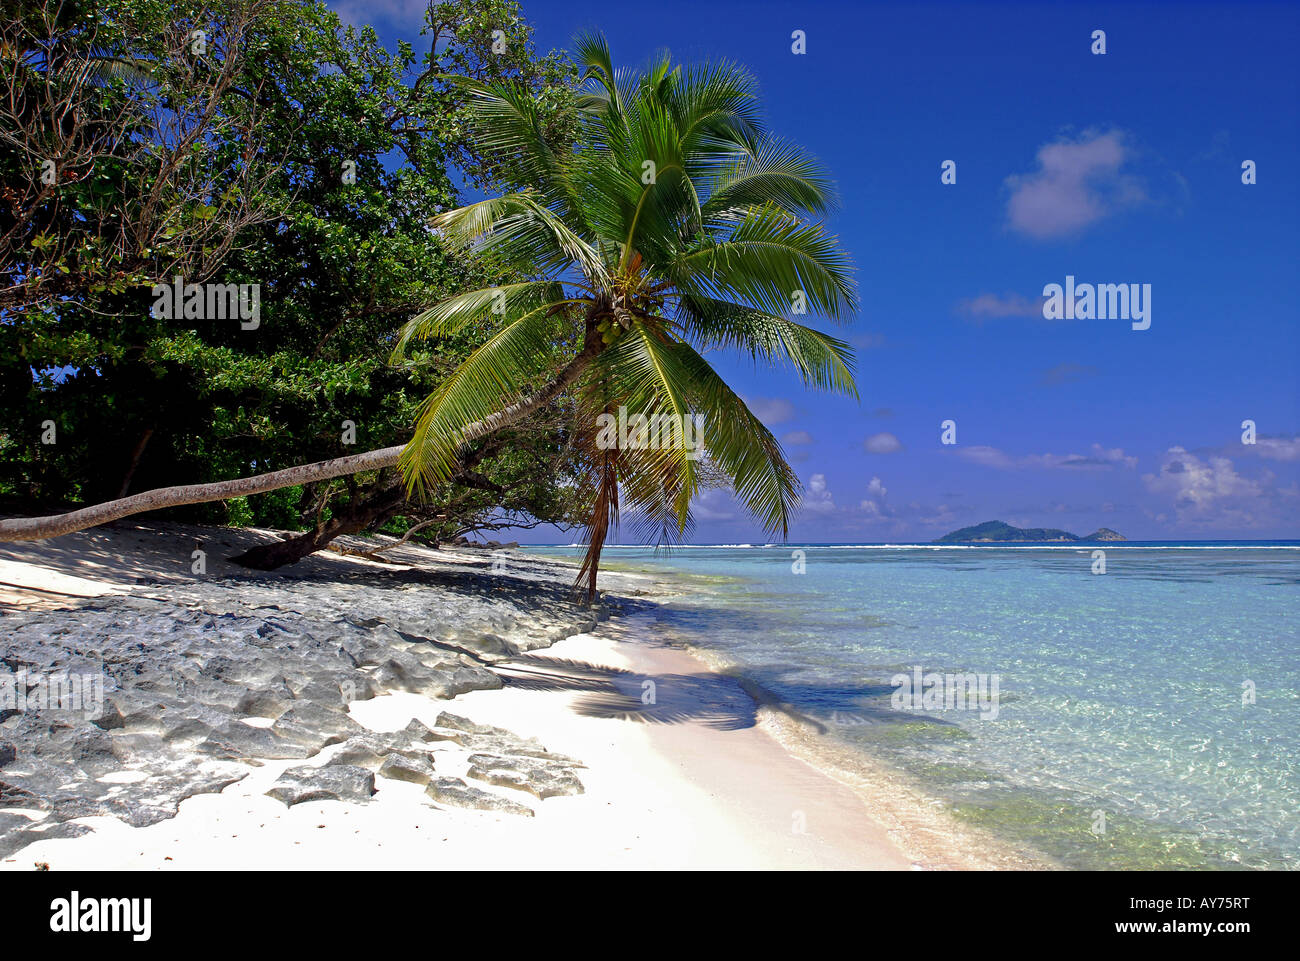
[0,445,406,542]
[0,338,600,544]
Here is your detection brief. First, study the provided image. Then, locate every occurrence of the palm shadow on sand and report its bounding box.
[497,655,762,731]
[495,654,931,735]
[496,650,967,738]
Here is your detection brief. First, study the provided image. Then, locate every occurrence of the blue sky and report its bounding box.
[333,0,1300,542]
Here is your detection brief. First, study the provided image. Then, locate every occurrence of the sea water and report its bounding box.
[529,543,1299,869]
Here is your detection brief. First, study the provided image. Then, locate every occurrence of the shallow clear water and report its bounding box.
[529,543,1300,869]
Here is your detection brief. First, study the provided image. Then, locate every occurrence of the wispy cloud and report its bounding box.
[1242,435,1300,462]
[692,488,738,523]
[955,443,1136,471]
[957,292,1043,322]
[955,445,1016,469]
[1039,362,1099,386]
[1004,129,1146,240]
[849,332,887,350]
[782,430,814,445]
[329,0,430,28]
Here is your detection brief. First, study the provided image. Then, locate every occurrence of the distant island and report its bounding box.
[934,520,1127,543]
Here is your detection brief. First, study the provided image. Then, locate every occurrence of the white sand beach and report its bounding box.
[0,524,1035,870]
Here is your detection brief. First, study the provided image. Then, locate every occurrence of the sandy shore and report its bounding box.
[2,631,913,870]
[0,523,1032,870]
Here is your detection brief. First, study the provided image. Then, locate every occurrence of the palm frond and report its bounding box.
[668,340,803,536]
[393,281,569,357]
[444,75,569,196]
[400,299,577,493]
[701,137,837,221]
[675,204,857,320]
[434,192,608,283]
[676,296,858,396]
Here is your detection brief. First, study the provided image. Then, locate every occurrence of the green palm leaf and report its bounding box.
[400,298,579,492]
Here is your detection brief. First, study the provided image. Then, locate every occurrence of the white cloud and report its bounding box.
[803,473,837,514]
[954,445,1016,469]
[782,430,814,445]
[1142,447,1260,521]
[692,488,738,522]
[329,0,429,27]
[1025,444,1138,470]
[1004,130,1146,239]
[859,475,890,515]
[745,396,797,424]
[864,431,903,454]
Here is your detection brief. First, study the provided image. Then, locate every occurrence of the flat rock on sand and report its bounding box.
[425,777,535,817]
[466,753,585,800]
[266,764,377,807]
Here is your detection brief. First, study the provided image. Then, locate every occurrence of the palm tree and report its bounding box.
[395,34,858,598]
[0,35,858,597]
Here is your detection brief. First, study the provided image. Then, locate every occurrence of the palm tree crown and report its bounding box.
[395,33,859,597]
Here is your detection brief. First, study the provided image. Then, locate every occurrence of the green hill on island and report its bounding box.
[934,521,1126,543]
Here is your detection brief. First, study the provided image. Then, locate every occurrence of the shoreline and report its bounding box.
[578,570,1057,870]
[2,523,1041,870]
[547,550,1057,868]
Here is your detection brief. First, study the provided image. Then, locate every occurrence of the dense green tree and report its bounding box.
[1,0,585,559]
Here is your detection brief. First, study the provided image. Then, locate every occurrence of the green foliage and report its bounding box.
[2,0,585,538]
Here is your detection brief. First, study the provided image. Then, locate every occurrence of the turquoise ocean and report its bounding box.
[528,542,1299,870]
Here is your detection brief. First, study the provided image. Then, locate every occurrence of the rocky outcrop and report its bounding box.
[0,530,613,855]
[425,712,586,766]
[0,816,93,860]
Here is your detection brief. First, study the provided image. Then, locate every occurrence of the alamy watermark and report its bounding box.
[151,275,260,329]
[1043,275,1151,330]
[594,407,704,459]
[891,666,1001,721]
[50,892,151,941]
[1,669,106,718]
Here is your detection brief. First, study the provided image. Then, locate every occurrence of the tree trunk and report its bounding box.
[117,427,155,498]
[229,478,407,569]
[230,457,512,569]
[0,444,406,542]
